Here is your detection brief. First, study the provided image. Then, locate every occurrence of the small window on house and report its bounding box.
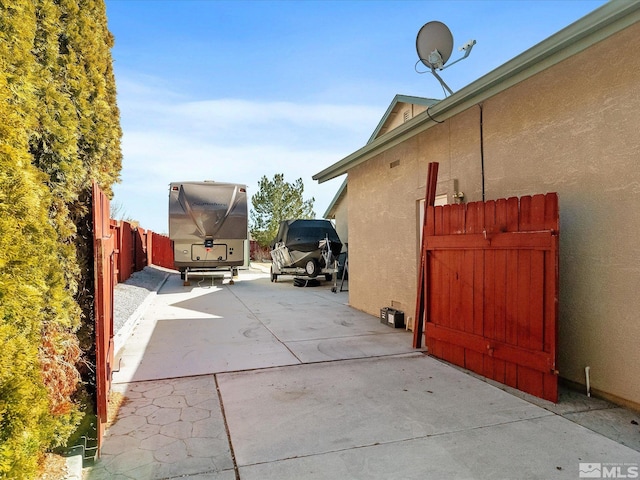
[390,160,400,169]
[403,110,410,122]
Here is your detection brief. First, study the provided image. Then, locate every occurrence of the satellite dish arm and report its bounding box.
[418,39,475,97]
[429,68,454,96]
[439,39,476,71]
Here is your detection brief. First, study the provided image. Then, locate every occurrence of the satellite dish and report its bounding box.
[415,20,476,96]
[416,21,454,70]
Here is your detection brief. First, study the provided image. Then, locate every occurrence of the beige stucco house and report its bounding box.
[314,2,640,409]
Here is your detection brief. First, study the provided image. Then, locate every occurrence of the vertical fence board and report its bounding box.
[529,251,545,351]
[506,197,519,232]
[519,196,532,231]
[472,249,484,337]
[516,250,532,349]
[461,249,475,334]
[530,194,547,231]
[505,249,519,346]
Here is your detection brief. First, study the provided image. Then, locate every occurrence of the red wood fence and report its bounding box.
[150,231,174,269]
[91,183,174,453]
[91,182,115,451]
[417,193,559,402]
[109,222,174,283]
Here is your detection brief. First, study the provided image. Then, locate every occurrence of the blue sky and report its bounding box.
[106,0,606,234]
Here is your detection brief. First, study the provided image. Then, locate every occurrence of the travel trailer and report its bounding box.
[169,181,248,283]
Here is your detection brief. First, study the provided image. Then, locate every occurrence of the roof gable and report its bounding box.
[367,94,439,144]
[323,178,347,219]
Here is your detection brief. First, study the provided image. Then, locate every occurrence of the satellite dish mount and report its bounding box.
[416,21,476,96]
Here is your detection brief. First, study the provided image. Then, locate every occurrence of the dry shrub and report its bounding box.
[39,323,82,416]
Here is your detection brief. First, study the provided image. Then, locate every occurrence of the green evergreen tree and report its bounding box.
[0,0,121,476]
[250,174,316,247]
[58,0,123,389]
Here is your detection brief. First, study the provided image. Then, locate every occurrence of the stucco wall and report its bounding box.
[347,23,640,407]
[349,111,482,326]
[482,23,640,407]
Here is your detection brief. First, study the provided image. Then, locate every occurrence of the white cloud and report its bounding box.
[170,99,380,130]
[112,77,377,233]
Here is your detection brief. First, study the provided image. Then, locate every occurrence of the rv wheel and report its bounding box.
[305,259,319,278]
[270,266,277,282]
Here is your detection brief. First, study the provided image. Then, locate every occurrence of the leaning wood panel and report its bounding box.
[419,193,559,402]
[413,162,439,348]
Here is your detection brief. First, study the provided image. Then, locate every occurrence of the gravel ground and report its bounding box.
[113,266,171,334]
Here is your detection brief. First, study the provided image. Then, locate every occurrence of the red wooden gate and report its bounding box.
[92,182,115,452]
[418,193,559,402]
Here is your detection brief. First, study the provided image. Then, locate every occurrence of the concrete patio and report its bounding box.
[83,266,640,479]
